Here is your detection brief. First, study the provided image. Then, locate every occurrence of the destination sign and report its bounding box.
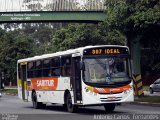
[83,47,129,56]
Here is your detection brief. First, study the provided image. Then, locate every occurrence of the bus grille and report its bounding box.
[100,97,122,102]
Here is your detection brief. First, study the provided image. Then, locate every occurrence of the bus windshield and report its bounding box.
[83,57,131,85]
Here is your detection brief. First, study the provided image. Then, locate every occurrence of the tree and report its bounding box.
[0,30,35,85]
[103,0,160,77]
[50,23,126,52]
[104,0,160,40]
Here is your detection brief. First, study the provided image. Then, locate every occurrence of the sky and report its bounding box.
[0,0,86,11]
[0,0,24,11]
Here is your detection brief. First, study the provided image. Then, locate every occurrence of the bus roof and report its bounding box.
[17,45,128,63]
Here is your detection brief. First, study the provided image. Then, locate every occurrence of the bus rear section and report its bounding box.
[17,45,134,113]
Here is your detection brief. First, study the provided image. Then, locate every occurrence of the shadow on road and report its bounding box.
[25,104,126,115]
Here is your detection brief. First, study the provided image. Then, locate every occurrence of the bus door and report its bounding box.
[20,63,28,101]
[72,54,82,103]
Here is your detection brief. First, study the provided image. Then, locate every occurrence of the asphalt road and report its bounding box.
[0,94,160,120]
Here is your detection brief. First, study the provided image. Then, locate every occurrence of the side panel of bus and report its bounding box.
[27,78,70,104]
[18,54,83,104]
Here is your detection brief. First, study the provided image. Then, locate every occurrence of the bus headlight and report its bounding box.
[123,86,133,94]
[85,88,97,96]
[123,88,130,94]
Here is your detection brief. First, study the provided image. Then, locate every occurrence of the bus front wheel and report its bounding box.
[66,93,77,113]
[104,103,115,112]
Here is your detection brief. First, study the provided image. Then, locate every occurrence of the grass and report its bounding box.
[143,85,149,91]
[2,89,18,95]
[135,96,160,103]
[135,85,160,104]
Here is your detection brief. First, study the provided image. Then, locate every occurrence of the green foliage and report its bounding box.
[135,96,160,103]
[104,0,160,76]
[50,23,126,52]
[3,89,18,95]
[103,30,127,45]
[0,0,159,85]
[0,30,35,84]
[104,0,160,35]
[0,23,63,84]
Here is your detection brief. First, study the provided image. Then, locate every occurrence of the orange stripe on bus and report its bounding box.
[27,77,58,91]
[92,84,131,94]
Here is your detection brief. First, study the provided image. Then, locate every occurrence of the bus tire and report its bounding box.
[40,103,46,109]
[63,104,67,109]
[32,92,44,109]
[66,93,77,113]
[104,103,115,112]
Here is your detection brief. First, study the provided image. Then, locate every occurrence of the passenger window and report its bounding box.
[51,68,61,76]
[51,57,60,67]
[50,57,61,77]
[61,56,71,77]
[43,59,51,77]
[28,62,34,70]
[27,62,35,78]
[35,60,42,77]
[36,60,42,69]
[43,59,51,68]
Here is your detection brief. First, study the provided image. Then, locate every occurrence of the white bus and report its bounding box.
[17,45,134,112]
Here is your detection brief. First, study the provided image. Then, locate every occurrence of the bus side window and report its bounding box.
[51,57,61,77]
[35,60,42,78]
[52,68,61,76]
[27,62,35,78]
[61,56,71,77]
[43,59,51,77]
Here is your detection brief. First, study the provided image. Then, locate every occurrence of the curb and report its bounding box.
[4,87,18,90]
[2,93,18,96]
[130,102,160,107]
[1,88,18,96]
[5,93,18,96]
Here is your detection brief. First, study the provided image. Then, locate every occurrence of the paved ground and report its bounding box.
[0,94,160,120]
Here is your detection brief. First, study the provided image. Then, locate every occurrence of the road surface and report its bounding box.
[0,94,160,120]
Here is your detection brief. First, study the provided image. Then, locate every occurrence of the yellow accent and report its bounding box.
[20,62,27,65]
[136,75,141,81]
[133,77,138,96]
[86,86,93,91]
[137,82,143,89]
[138,89,144,96]
[133,85,138,96]
[18,79,22,87]
[24,81,27,90]
[133,74,144,96]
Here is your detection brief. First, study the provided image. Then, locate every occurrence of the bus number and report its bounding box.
[92,49,102,55]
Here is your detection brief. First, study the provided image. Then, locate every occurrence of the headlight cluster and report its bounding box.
[85,87,97,96]
[123,86,133,94]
